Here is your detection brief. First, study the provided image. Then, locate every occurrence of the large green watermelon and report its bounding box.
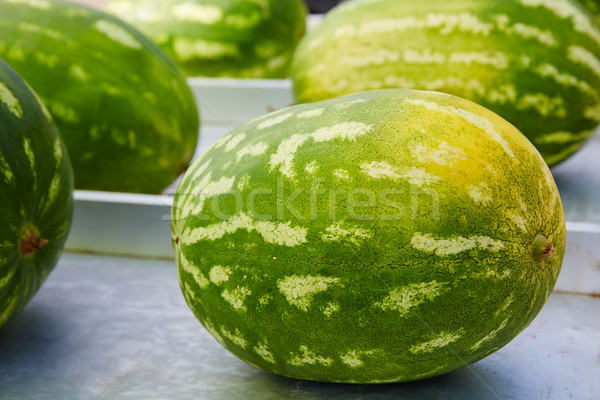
[292,0,600,166]
[0,58,73,329]
[0,0,199,193]
[106,0,307,78]
[172,89,566,383]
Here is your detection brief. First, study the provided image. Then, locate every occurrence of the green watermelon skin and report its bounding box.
[0,0,199,193]
[172,89,566,383]
[578,0,600,22]
[107,0,307,78]
[0,58,73,329]
[292,0,600,166]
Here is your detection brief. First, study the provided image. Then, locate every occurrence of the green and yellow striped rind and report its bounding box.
[0,0,199,193]
[578,0,600,23]
[107,0,307,78]
[172,89,565,383]
[0,59,73,329]
[291,0,600,166]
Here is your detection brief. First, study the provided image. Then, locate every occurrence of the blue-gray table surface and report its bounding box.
[0,253,597,400]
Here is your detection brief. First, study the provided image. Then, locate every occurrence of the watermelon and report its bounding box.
[0,58,73,329]
[578,0,600,22]
[0,0,199,193]
[291,0,600,167]
[172,89,566,383]
[106,0,308,78]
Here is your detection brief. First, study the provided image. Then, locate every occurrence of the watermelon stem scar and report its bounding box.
[20,225,48,257]
[532,235,554,264]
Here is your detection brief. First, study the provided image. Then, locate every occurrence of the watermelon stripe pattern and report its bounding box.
[578,0,600,23]
[0,58,73,329]
[292,0,600,166]
[106,0,307,78]
[0,0,199,193]
[172,89,566,383]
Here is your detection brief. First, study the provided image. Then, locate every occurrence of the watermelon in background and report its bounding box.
[292,0,600,167]
[0,58,73,329]
[0,0,199,194]
[105,0,308,78]
[172,89,566,383]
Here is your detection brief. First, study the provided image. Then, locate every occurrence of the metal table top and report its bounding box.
[0,253,597,400]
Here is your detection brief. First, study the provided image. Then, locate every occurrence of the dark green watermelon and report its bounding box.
[292,0,600,166]
[0,0,199,193]
[0,58,73,329]
[107,0,307,78]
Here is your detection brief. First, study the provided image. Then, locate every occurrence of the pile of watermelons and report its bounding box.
[1,0,598,385]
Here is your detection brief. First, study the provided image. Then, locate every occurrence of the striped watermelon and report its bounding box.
[172,89,566,383]
[579,0,600,22]
[0,59,73,329]
[106,0,308,78]
[292,0,600,166]
[0,0,199,193]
